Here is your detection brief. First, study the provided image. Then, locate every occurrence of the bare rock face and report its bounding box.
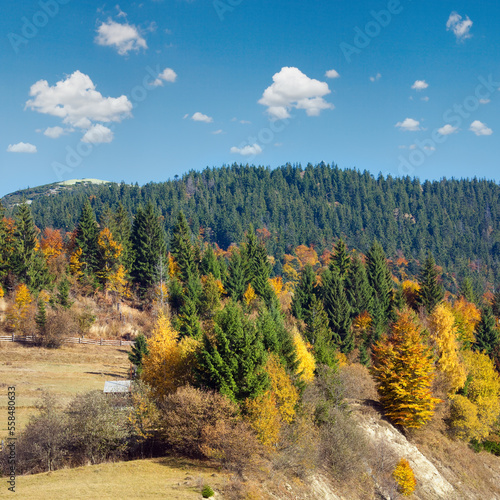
[354,410,455,499]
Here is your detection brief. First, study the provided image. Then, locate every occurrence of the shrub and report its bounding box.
[337,363,378,401]
[392,458,416,496]
[202,485,215,498]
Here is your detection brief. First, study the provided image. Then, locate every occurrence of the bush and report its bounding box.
[66,391,131,465]
[337,363,378,401]
[158,385,239,458]
[202,485,215,498]
[38,309,79,348]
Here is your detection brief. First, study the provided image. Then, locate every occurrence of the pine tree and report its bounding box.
[131,203,166,293]
[35,299,47,336]
[178,299,203,339]
[473,306,499,356]
[128,334,149,375]
[12,203,49,290]
[56,279,72,309]
[329,238,350,279]
[291,264,316,321]
[366,241,393,341]
[321,268,353,353]
[417,254,444,314]
[74,200,99,275]
[372,309,441,429]
[305,295,338,368]
[225,249,247,302]
[196,300,269,402]
[345,254,372,317]
[492,287,500,318]
[460,277,476,303]
[200,245,221,279]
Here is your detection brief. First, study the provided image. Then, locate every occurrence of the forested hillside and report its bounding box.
[3,163,500,290]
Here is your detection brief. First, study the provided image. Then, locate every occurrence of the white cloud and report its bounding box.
[258,67,333,119]
[447,12,473,42]
[81,124,114,144]
[438,124,458,136]
[183,113,189,119]
[230,144,263,156]
[95,19,147,55]
[43,126,65,138]
[395,118,421,132]
[370,73,381,82]
[421,96,430,102]
[325,69,340,79]
[25,71,132,138]
[480,98,490,104]
[151,67,177,86]
[7,142,37,153]
[469,120,493,136]
[192,112,213,123]
[212,129,223,135]
[411,80,428,91]
[240,120,251,124]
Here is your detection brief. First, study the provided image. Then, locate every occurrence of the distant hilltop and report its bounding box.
[1,178,113,209]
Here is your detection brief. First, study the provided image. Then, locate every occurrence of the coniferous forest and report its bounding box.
[1,163,500,498]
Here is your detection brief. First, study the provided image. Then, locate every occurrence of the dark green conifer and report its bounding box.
[35,299,47,336]
[329,238,350,279]
[345,254,372,317]
[225,249,247,302]
[417,253,444,314]
[460,277,476,304]
[321,268,353,353]
[473,306,499,356]
[178,299,203,339]
[130,203,166,293]
[200,245,221,279]
[128,334,149,376]
[75,200,99,275]
[291,264,316,321]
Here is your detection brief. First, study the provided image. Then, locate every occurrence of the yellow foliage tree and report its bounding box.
[402,279,420,309]
[40,228,64,261]
[392,458,416,496]
[0,285,4,299]
[141,311,199,399]
[268,276,284,298]
[245,354,299,447]
[97,227,123,288]
[69,248,84,278]
[449,350,500,441]
[451,297,481,347]
[429,303,467,394]
[105,264,130,299]
[293,330,316,383]
[7,283,33,331]
[243,283,257,306]
[372,310,441,429]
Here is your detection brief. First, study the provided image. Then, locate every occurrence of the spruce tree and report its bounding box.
[56,279,72,309]
[492,288,500,318]
[291,264,316,321]
[345,254,372,318]
[417,254,444,314]
[366,241,393,341]
[196,300,269,402]
[131,203,166,293]
[460,277,476,303]
[75,200,99,275]
[178,299,203,339]
[225,249,247,302]
[128,334,149,376]
[35,299,47,337]
[473,306,499,356]
[329,238,350,279]
[200,245,221,279]
[305,295,338,368]
[321,268,353,353]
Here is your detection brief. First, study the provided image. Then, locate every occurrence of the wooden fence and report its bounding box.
[0,334,134,346]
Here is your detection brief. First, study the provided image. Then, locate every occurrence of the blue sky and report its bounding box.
[1,0,499,196]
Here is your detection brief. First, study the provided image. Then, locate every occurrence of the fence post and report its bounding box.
[12,333,14,343]
[100,338,102,346]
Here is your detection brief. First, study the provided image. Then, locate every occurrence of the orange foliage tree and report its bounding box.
[392,458,416,496]
[372,309,441,428]
[40,228,64,261]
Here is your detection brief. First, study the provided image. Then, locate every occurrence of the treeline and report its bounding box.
[4,163,500,291]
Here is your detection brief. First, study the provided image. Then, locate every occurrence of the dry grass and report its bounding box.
[0,342,129,436]
[13,457,227,499]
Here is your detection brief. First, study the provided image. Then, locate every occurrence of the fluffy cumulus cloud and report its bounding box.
[43,126,65,139]
[152,68,177,86]
[370,73,381,82]
[230,144,262,156]
[25,71,132,142]
[7,142,37,153]
[469,120,493,136]
[395,118,421,132]
[81,124,114,144]
[411,80,428,91]
[191,112,213,123]
[259,67,333,119]
[438,124,458,135]
[95,19,147,55]
[447,12,473,42]
[325,69,340,79]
